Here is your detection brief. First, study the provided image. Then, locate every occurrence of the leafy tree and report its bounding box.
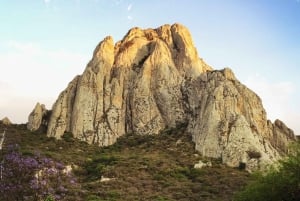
[234,142,300,201]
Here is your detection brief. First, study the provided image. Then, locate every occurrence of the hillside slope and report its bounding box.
[1,122,250,201]
[28,23,296,171]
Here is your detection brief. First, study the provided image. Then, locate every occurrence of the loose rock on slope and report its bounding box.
[30,23,296,171]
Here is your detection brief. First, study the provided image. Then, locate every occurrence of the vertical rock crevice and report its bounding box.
[24,23,296,171]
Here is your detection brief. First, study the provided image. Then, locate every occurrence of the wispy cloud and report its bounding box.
[127,4,132,11]
[7,41,40,55]
[44,0,51,4]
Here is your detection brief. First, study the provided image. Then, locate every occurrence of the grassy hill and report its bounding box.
[0,122,251,201]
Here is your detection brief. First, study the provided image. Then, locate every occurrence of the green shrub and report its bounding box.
[152,195,171,201]
[61,132,74,142]
[84,155,118,180]
[44,195,55,201]
[86,195,105,201]
[234,142,300,201]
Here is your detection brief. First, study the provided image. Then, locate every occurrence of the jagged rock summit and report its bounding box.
[1,117,12,125]
[29,23,296,171]
[27,103,50,132]
[47,23,212,144]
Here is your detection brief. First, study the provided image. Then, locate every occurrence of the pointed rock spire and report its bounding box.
[27,103,48,131]
[29,23,297,171]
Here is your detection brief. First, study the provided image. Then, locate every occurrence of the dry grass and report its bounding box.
[0,122,251,201]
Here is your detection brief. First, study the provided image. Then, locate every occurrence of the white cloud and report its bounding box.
[6,41,41,56]
[0,81,12,90]
[127,4,132,11]
[0,96,54,124]
[127,15,133,21]
[0,40,89,123]
[0,81,14,106]
[44,0,51,4]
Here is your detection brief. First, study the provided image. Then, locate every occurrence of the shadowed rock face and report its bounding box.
[31,23,295,170]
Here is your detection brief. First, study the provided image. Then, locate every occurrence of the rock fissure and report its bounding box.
[27,23,296,171]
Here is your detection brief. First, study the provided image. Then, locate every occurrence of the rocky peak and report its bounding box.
[123,26,145,42]
[29,23,296,171]
[114,23,212,76]
[27,103,50,132]
[1,117,12,126]
[93,36,114,60]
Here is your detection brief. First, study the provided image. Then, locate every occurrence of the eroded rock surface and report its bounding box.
[47,23,211,145]
[30,23,296,171]
[27,103,49,131]
[184,68,296,171]
[1,117,12,125]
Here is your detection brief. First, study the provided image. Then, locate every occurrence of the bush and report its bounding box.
[234,142,300,201]
[84,154,118,181]
[0,145,78,201]
[152,195,171,201]
[86,195,105,201]
[61,132,74,142]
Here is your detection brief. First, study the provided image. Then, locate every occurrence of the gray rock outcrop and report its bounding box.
[47,23,212,145]
[194,160,212,169]
[29,23,296,171]
[27,103,49,131]
[1,117,12,125]
[184,68,296,170]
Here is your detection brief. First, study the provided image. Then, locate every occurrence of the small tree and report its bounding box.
[234,142,300,201]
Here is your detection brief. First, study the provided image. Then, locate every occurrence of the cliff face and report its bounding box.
[30,23,296,170]
[47,23,212,145]
[27,103,49,132]
[183,68,296,170]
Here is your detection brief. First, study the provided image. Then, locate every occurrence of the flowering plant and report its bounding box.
[0,144,78,201]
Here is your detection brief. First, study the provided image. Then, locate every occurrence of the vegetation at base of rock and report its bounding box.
[234,142,300,201]
[36,23,295,172]
[0,144,78,200]
[1,122,251,201]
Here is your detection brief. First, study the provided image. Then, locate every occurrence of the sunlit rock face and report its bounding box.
[35,23,296,171]
[47,23,211,145]
[1,117,12,126]
[27,103,49,131]
[183,68,296,171]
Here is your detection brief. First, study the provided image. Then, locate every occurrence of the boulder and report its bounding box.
[194,160,212,169]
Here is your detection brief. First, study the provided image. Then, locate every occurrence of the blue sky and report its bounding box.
[0,0,299,134]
